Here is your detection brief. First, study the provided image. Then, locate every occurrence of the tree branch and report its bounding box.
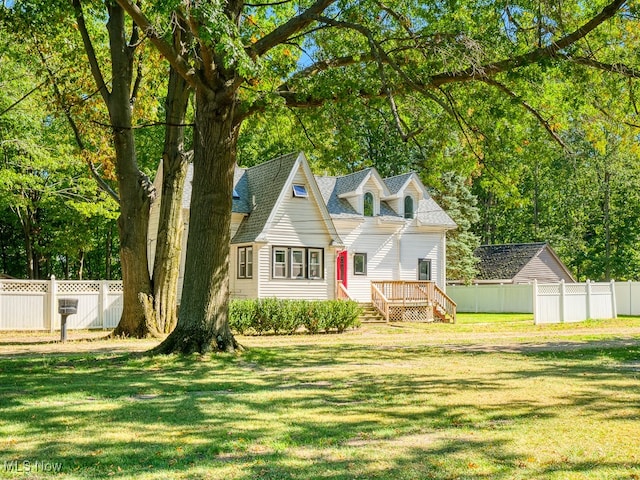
[482,78,572,152]
[33,38,120,203]
[249,0,337,58]
[114,0,206,92]
[244,0,294,7]
[72,0,110,104]
[427,0,627,86]
[568,55,640,78]
[130,55,143,106]
[0,77,49,117]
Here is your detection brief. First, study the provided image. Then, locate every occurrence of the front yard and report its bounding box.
[1,315,639,479]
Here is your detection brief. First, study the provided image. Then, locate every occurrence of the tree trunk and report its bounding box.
[153,92,239,354]
[151,54,191,334]
[104,4,155,338]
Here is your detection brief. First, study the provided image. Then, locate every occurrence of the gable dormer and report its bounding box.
[334,168,390,217]
[383,172,427,219]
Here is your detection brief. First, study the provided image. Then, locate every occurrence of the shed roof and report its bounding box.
[474,242,549,280]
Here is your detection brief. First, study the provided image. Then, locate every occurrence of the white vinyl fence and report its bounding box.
[614,281,640,315]
[0,277,123,331]
[448,280,619,324]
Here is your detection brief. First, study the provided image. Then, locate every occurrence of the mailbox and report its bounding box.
[58,298,78,315]
[58,298,78,342]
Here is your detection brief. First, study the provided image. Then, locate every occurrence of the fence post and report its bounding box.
[475,283,478,313]
[533,279,538,325]
[99,280,108,329]
[49,275,57,332]
[559,279,565,323]
[611,280,617,319]
[586,279,592,320]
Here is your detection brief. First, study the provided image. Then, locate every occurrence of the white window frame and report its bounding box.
[272,247,324,280]
[308,248,323,279]
[418,258,431,281]
[292,184,308,198]
[354,252,367,275]
[273,248,288,278]
[291,248,306,279]
[246,247,253,278]
[404,195,415,219]
[363,191,375,217]
[237,246,253,279]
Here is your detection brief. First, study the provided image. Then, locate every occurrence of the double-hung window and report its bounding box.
[291,248,306,278]
[272,247,324,280]
[237,246,253,279]
[273,248,288,278]
[308,249,322,279]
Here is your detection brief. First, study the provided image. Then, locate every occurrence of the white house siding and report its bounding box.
[257,169,335,299]
[147,198,161,274]
[335,218,404,302]
[398,229,442,282]
[514,249,574,284]
[333,219,447,302]
[230,243,259,299]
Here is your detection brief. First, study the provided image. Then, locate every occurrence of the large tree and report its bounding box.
[3,0,193,334]
[112,0,632,353]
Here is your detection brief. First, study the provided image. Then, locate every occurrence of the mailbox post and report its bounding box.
[58,298,78,342]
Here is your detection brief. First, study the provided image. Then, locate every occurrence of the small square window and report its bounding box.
[354,253,367,275]
[232,188,240,199]
[292,184,308,198]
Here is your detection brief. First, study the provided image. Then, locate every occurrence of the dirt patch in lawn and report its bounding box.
[0,330,161,357]
[1,323,639,357]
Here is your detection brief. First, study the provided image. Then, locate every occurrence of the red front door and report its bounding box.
[336,250,348,288]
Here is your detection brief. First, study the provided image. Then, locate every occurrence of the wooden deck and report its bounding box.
[371,281,456,323]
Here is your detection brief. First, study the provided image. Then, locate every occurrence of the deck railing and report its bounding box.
[371,283,390,321]
[336,282,352,301]
[370,281,456,323]
[432,283,457,323]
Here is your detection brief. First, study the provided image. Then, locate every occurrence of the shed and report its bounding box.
[472,242,575,284]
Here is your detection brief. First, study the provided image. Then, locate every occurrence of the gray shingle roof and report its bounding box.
[333,169,373,196]
[415,197,457,228]
[232,152,301,244]
[384,173,413,194]
[474,243,547,280]
[315,176,360,217]
[182,152,456,239]
[182,164,251,214]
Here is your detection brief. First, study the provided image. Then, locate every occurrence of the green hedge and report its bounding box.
[229,298,362,335]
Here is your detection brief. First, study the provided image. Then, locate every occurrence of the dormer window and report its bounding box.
[363,192,374,217]
[404,195,414,219]
[292,184,308,198]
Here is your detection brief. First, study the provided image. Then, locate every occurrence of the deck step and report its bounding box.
[358,303,386,323]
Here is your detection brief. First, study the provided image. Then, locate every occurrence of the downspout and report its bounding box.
[397,233,401,280]
[441,231,447,291]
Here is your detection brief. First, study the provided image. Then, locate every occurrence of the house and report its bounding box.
[148,152,457,320]
[471,242,575,284]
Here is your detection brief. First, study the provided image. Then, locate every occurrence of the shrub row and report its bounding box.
[229,298,362,335]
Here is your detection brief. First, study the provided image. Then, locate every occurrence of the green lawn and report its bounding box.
[1,317,639,479]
